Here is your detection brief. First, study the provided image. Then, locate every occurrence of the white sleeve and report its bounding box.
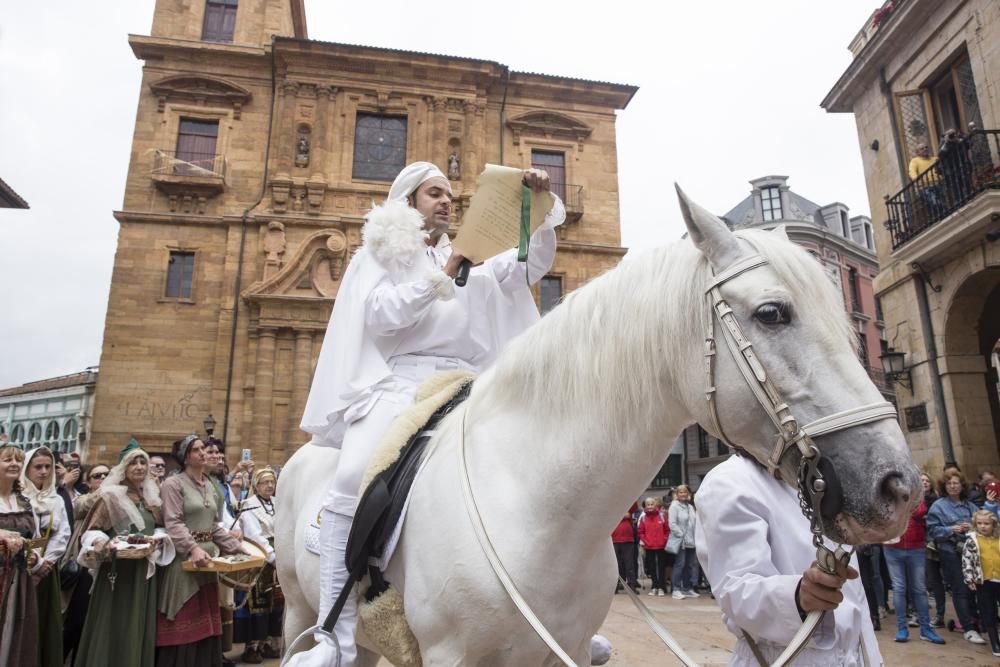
[364,274,452,336]
[695,477,834,647]
[44,503,71,563]
[483,195,565,293]
[239,511,275,564]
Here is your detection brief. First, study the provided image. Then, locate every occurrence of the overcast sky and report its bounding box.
[0,0,879,389]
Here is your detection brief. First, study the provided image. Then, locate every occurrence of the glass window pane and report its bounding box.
[353,114,408,181]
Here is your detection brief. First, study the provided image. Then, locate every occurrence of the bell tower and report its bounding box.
[149,0,306,46]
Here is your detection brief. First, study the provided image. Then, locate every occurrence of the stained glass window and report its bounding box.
[353,114,407,181]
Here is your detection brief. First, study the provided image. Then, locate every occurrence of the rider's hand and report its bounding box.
[522,168,551,193]
[797,560,858,613]
[444,252,467,279]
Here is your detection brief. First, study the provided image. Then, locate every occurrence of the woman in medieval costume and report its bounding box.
[73,441,175,666]
[156,435,244,666]
[234,466,282,663]
[0,444,40,667]
[21,446,70,667]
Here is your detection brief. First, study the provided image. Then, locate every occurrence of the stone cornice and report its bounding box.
[129,34,267,61]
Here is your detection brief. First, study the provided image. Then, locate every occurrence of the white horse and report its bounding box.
[276,189,920,666]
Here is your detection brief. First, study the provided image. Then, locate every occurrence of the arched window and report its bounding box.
[11,424,25,443]
[62,419,78,452]
[28,423,42,445]
[45,421,60,445]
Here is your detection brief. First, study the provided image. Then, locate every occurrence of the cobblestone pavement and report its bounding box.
[250,592,999,666]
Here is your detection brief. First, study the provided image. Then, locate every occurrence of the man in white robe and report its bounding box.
[695,454,883,666]
[297,161,563,666]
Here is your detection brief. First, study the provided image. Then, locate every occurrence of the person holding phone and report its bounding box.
[926,469,986,645]
[297,161,565,667]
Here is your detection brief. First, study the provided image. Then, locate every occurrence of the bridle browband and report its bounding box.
[702,253,892,667]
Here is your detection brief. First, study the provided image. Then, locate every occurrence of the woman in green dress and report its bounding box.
[156,435,244,667]
[20,446,70,667]
[74,441,174,667]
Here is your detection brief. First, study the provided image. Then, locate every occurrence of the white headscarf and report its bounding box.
[100,446,162,533]
[386,161,449,203]
[20,446,61,516]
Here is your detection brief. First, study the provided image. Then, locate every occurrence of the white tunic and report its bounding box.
[695,455,882,667]
[302,196,565,448]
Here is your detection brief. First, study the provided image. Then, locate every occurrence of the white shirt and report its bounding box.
[695,455,882,667]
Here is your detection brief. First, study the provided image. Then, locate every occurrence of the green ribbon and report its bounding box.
[517,185,531,262]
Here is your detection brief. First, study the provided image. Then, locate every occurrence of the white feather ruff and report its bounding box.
[362,200,428,270]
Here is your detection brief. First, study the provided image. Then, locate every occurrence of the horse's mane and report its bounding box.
[482,229,856,440]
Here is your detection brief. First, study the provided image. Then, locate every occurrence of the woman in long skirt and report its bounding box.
[74,441,174,666]
[234,467,283,663]
[20,446,70,667]
[0,444,40,667]
[156,435,244,666]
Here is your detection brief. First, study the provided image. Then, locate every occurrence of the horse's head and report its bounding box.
[675,186,920,545]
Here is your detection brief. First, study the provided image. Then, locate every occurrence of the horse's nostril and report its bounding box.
[881,473,910,505]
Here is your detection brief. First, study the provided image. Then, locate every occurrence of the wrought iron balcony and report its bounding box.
[885,129,1000,250]
[551,183,583,223]
[150,150,227,213]
[864,365,892,394]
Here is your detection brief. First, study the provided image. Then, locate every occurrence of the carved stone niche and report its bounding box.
[505,111,593,151]
[295,124,311,168]
[263,221,287,280]
[149,74,251,119]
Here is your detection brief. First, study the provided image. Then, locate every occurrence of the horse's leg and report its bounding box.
[355,646,381,667]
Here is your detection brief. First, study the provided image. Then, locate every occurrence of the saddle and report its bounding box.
[319,371,475,657]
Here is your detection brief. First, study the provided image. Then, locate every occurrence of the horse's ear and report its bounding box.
[675,183,744,270]
[772,224,789,240]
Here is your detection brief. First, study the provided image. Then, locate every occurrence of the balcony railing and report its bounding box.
[865,365,892,393]
[152,150,227,180]
[551,183,584,223]
[885,129,1000,250]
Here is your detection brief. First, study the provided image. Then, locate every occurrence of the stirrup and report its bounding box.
[280,623,342,667]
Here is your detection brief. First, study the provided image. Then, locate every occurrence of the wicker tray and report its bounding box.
[182,553,266,573]
[111,539,155,559]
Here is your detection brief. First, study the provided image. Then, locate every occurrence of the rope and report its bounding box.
[618,577,699,666]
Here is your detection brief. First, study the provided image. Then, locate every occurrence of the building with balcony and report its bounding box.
[89,0,636,463]
[646,175,886,492]
[0,368,97,458]
[823,0,1000,474]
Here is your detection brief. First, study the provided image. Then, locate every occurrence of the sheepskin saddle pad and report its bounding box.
[345,370,474,667]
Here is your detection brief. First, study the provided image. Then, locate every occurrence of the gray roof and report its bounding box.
[721,190,825,229]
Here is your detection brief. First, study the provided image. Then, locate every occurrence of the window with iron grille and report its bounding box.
[175,119,219,175]
[698,427,711,458]
[761,186,782,221]
[848,267,861,312]
[531,150,567,202]
[166,251,196,299]
[858,332,870,369]
[539,276,562,314]
[202,0,238,42]
[353,114,407,181]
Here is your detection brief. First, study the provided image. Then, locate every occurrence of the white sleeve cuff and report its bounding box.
[427,271,456,301]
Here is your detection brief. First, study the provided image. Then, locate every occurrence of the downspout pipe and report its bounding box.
[222,37,279,445]
[913,275,956,466]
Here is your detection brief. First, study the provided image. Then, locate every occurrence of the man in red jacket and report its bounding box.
[883,499,947,644]
[612,503,641,594]
[638,498,670,596]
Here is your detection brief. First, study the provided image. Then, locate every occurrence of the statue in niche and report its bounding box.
[448,152,460,180]
[295,135,310,167]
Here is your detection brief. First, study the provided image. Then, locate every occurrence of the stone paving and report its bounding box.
[249,592,999,666]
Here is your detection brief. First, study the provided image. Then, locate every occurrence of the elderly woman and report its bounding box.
[926,469,985,645]
[156,435,244,666]
[234,467,282,663]
[0,444,40,667]
[74,441,174,666]
[21,446,71,667]
[668,484,698,599]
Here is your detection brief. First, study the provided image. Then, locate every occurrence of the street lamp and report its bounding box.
[879,348,912,390]
[203,414,217,436]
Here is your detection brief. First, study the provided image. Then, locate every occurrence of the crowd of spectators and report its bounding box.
[0,433,283,666]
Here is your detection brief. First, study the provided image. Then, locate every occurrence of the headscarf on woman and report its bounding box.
[99,440,163,534]
[20,446,62,517]
[246,467,277,536]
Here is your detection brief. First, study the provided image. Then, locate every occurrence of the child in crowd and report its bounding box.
[961,509,1000,657]
[638,497,670,596]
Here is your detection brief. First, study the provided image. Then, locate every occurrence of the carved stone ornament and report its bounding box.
[270,174,293,213]
[295,135,310,168]
[263,221,287,280]
[505,111,593,151]
[448,152,460,180]
[242,229,351,302]
[149,75,252,119]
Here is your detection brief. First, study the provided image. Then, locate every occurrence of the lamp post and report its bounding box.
[203,414,217,437]
[879,348,912,390]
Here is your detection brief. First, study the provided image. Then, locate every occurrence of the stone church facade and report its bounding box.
[90,0,636,463]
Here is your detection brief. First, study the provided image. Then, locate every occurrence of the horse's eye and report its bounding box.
[755,302,791,325]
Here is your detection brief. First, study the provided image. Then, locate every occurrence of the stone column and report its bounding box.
[431,97,447,169]
[463,100,484,187]
[251,328,277,456]
[276,80,299,173]
[313,86,337,179]
[290,329,314,443]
